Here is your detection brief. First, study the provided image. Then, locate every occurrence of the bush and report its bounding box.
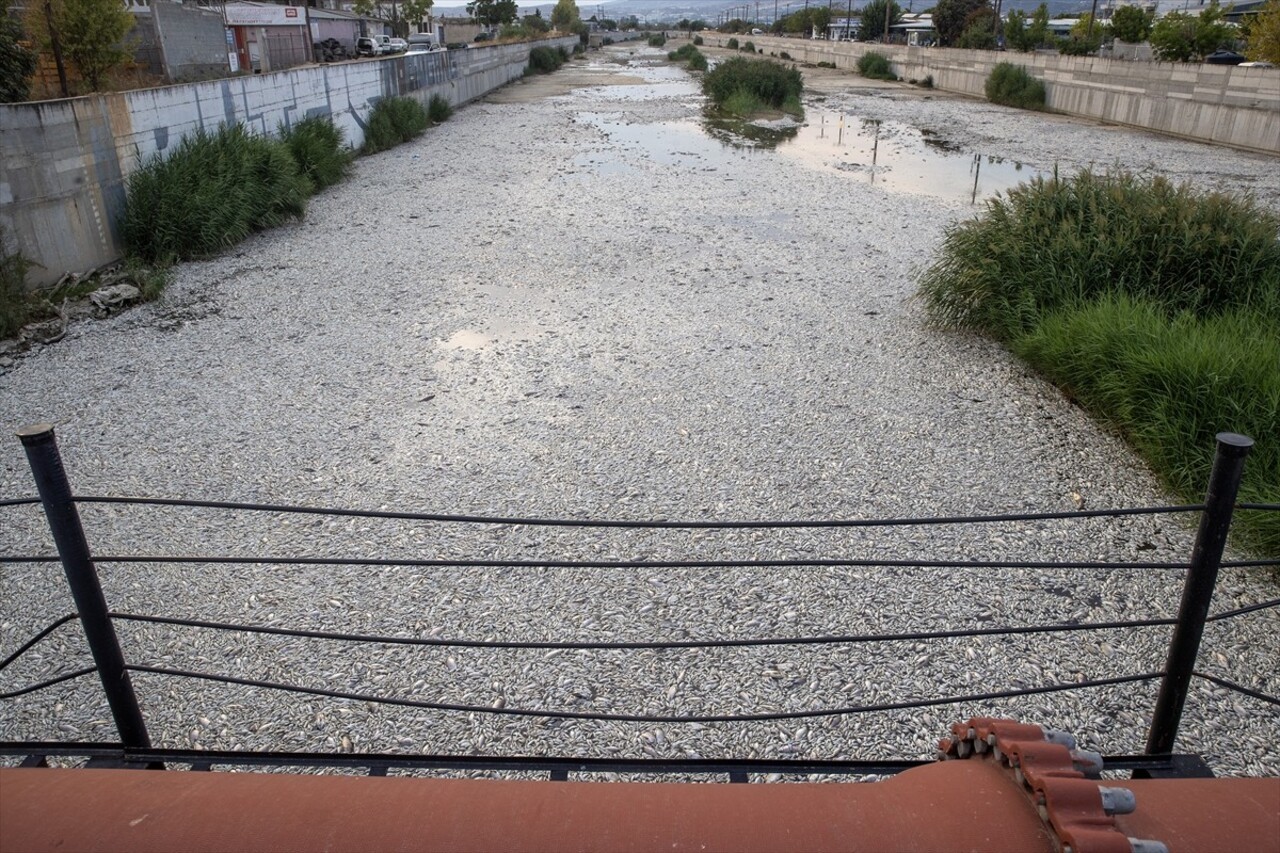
[742,40,756,52]
[1,226,32,339]
[281,116,349,191]
[780,51,792,59]
[984,62,1045,110]
[919,170,1280,555]
[727,37,740,49]
[648,33,666,47]
[668,42,708,70]
[428,94,452,123]
[1015,297,1280,555]
[122,124,310,263]
[362,95,429,154]
[857,51,895,80]
[527,45,565,73]
[703,56,803,113]
[693,35,704,45]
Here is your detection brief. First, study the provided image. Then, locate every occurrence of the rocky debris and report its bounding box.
[88,283,142,318]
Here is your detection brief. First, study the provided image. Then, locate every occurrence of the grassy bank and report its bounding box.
[920,170,1279,555]
[703,56,803,117]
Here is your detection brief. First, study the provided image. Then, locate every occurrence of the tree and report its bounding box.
[523,12,551,33]
[550,0,579,31]
[1,11,37,102]
[1026,3,1052,48]
[467,0,517,27]
[1004,10,1034,50]
[932,0,988,46]
[1245,0,1280,62]
[401,0,433,34]
[957,6,998,48]
[1110,5,1153,43]
[859,0,902,41]
[1150,2,1233,61]
[1057,13,1107,54]
[27,0,133,92]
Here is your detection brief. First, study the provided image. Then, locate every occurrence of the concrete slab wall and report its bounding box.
[703,36,1280,155]
[0,37,577,286]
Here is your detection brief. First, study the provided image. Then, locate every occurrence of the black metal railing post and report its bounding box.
[17,423,152,749]
[1144,432,1253,756]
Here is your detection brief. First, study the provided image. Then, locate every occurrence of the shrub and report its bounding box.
[693,35,704,45]
[780,51,792,59]
[428,94,452,123]
[856,51,895,80]
[742,40,756,52]
[1,225,33,339]
[1014,297,1279,555]
[703,56,803,113]
[527,45,565,73]
[362,95,429,154]
[727,37,740,49]
[122,124,310,263]
[984,62,1045,110]
[668,42,708,70]
[281,116,349,191]
[918,170,1280,555]
[648,33,666,47]
[919,170,1280,340]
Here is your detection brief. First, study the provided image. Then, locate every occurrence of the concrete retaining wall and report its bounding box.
[0,37,577,286]
[700,36,1280,155]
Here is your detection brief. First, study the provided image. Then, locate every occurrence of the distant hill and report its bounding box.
[517,0,1116,25]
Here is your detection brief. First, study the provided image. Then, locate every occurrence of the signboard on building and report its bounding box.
[223,4,304,27]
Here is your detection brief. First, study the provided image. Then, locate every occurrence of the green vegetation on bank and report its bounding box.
[856,51,895,80]
[122,124,311,263]
[668,42,708,70]
[282,115,351,191]
[362,96,429,154]
[985,62,1046,110]
[703,56,803,117]
[527,45,569,74]
[920,170,1280,555]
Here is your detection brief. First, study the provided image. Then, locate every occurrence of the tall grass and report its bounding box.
[857,51,895,80]
[668,42,708,70]
[703,56,803,114]
[122,124,311,263]
[985,62,1046,110]
[1016,297,1279,554]
[281,116,350,191]
[920,170,1280,341]
[362,96,430,154]
[920,170,1280,555]
[428,94,453,123]
[1,225,33,339]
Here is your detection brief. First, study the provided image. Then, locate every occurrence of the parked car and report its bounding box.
[375,35,393,54]
[355,36,380,56]
[388,38,408,53]
[473,31,491,42]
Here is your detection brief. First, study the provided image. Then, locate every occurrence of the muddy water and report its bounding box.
[559,50,1039,205]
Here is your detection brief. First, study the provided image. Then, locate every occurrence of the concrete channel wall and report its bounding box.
[699,35,1280,156]
[0,37,578,287]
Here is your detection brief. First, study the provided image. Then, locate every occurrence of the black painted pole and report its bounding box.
[1145,432,1253,756]
[17,424,152,749]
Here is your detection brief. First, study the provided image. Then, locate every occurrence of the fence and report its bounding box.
[1,426,1277,779]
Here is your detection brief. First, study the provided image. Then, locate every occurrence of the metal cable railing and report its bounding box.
[1,426,1276,775]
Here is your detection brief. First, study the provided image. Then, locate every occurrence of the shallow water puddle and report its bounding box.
[775,111,1041,203]
[570,81,1038,203]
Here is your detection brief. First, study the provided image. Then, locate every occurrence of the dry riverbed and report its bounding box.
[1,44,1277,776]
